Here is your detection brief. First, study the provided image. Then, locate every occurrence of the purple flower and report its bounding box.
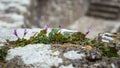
[59,25,61,29]
[13,29,18,37]
[59,25,61,30]
[23,28,27,37]
[44,25,48,31]
[85,29,91,35]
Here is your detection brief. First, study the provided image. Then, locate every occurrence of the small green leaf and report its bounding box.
[0,46,9,62]
[100,47,119,57]
[38,30,47,36]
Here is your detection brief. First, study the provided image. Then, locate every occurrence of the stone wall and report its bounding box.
[34,0,89,28]
[0,0,32,28]
[0,0,89,28]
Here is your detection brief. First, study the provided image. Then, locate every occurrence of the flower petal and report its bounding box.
[24,28,27,36]
[85,29,91,35]
[13,29,18,37]
[44,25,48,31]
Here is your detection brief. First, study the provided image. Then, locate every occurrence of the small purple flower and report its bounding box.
[23,28,27,37]
[59,25,61,29]
[59,25,61,30]
[44,25,48,31]
[85,29,91,35]
[13,29,18,37]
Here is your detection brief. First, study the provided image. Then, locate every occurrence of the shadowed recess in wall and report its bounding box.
[86,0,120,20]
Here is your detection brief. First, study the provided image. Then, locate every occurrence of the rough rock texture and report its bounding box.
[68,16,120,38]
[0,29,120,68]
[0,0,120,67]
[33,0,89,28]
[0,0,31,28]
[4,43,120,68]
[6,44,63,68]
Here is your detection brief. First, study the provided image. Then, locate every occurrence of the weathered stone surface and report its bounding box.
[6,44,63,68]
[33,0,89,28]
[0,0,120,68]
[68,16,120,38]
[0,0,31,28]
[0,29,120,68]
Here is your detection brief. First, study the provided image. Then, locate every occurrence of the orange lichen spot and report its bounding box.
[50,46,56,50]
[84,45,92,50]
[60,43,80,48]
[99,42,105,46]
[113,37,117,42]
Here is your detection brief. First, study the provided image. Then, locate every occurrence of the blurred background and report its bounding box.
[0,0,120,38]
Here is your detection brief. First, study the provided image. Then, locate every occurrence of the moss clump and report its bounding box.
[0,46,9,62]
[26,28,89,44]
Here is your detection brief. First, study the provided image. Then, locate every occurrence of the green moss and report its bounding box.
[0,46,9,62]
[100,46,119,58]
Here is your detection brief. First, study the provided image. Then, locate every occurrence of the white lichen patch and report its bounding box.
[63,50,85,60]
[0,0,31,28]
[6,44,63,67]
[60,29,77,34]
[117,50,120,56]
[0,43,4,47]
[111,63,116,68]
[59,64,74,68]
